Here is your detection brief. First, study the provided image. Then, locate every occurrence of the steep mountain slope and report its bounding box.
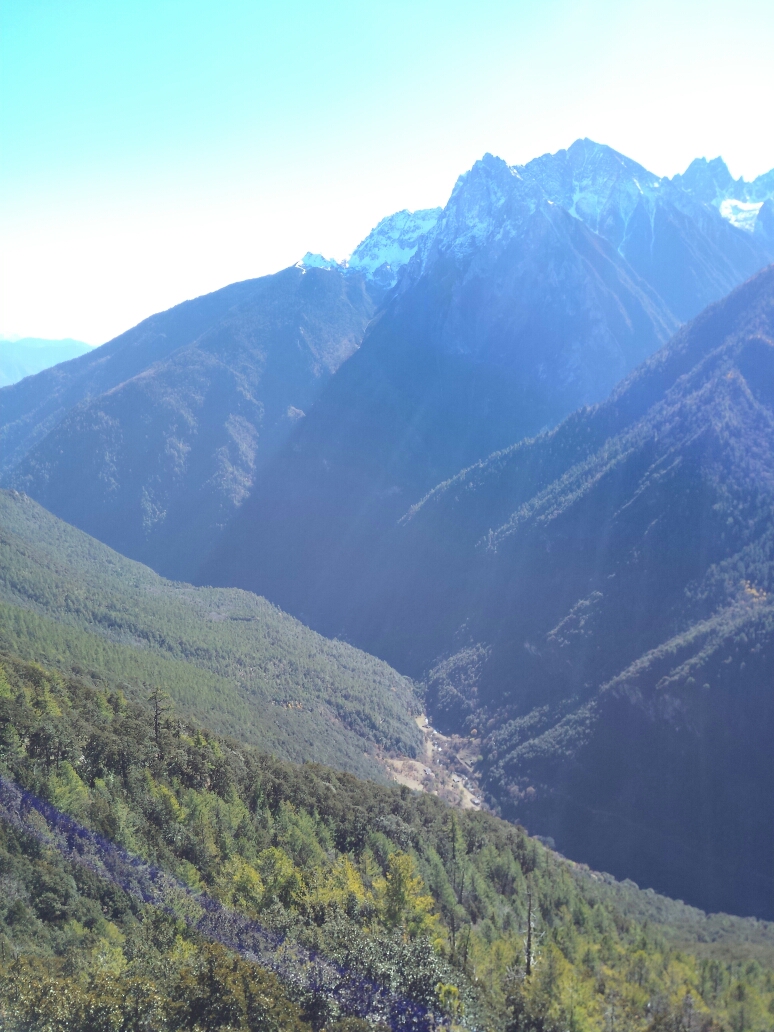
[0,338,93,388]
[1,280,270,476]
[205,143,774,640]
[2,652,774,1032]
[355,265,774,918]
[2,267,377,578]
[0,489,421,780]
[0,208,442,580]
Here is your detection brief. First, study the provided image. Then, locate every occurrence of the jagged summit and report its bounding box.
[517,138,661,246]
[401,137,774,321]
[669,154,774,201]
[405,156,535,279]
[672,155,737,199]
[298,140,774,302]
[347,207,441,288]
[666,154,774,236]
[298,206,442,289]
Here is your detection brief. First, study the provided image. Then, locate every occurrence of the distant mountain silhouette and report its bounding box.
[0,337,92,388]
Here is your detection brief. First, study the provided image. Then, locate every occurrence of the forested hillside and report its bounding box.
[0,489,421,781]
[1,653,773,1031]
[331,264,774,919]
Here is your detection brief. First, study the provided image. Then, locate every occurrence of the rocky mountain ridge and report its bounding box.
[203,141,774,642]
[404,139,774,321]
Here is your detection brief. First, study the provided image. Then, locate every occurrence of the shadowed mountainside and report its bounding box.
[326,265,774,918]
[202,148,683,625]
[2,267,378,579]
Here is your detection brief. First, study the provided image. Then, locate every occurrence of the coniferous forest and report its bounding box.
[2,653,774,1032]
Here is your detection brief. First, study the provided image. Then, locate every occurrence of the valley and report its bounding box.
[2,136,774,1030]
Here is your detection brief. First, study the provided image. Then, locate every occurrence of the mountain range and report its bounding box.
[4,141,773,587]
[2,138,774,920]
[204,141,774,641]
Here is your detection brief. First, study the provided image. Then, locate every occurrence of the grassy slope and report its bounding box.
[0,489,421,781]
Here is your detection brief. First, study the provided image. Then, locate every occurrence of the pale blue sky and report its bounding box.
[2,0,773,343]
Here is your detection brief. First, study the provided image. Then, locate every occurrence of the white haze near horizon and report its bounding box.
[1,0,773,346]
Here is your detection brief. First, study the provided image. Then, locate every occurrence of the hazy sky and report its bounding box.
[2,0,773,344]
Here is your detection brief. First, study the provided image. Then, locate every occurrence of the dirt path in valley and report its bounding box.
[384,714,485,811]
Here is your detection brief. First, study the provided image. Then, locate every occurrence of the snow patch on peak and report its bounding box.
[297,252,342,272]
[348,208,441,289]
[667,156,774,232]
[295,209,440,288]
[719,199,764,233]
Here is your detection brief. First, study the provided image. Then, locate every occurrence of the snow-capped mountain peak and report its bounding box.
[296,208,442,289]
[296,141,773,306]
[347,208,442,289]
[667,156,774,234]
[297,252,341,271]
